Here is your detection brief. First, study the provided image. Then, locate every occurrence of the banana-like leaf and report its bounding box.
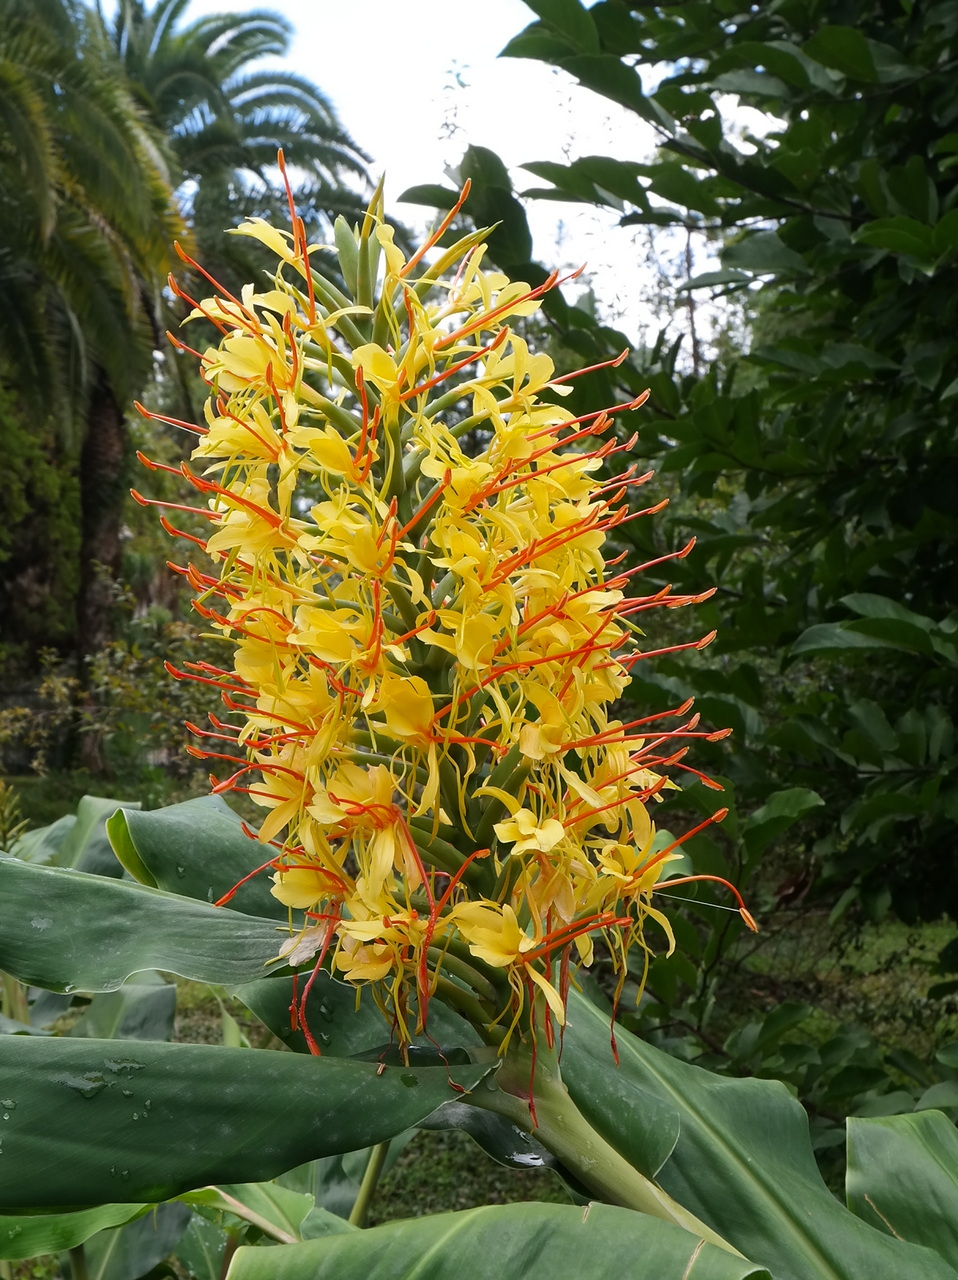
[225,1202,771,1280]
[172,1194,352,1280]
[0,1204,147,1260]
[0,856,284,992]
[0,1036,489,1207]
[846,1110,958,1268]
[84,1202,191,1280]
[182,1182,315,1242]
[419,1102,557,1173]
[8,814,76,866]
[235,972,481,1059]
[560,992,958,1280]
[172,1213,227,1280]
[108,798,285,920]
[70,974,176,1042]
[58,796,141,877]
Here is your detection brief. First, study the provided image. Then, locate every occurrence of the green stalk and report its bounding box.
[69,1245,88,1280]
[433,975,499,1029]
[1,972,28,1025]
[428,947,500,1005]
[348,1141,390,1228]
[466,1042,744,1259]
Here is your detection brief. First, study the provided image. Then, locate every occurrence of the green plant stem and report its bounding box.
[1,971,29,1024]
[348,1141,390,1228]
[433,975,498,1029]
[467,1050,744,1259]
[211,1188,296,1242]
[428,947,500,1004]
[69,1245,88,1280]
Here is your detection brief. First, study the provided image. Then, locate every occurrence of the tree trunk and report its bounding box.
[76,377,128,769]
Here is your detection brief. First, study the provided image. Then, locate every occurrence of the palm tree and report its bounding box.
[0,0,183,671]
[98,0,372,291]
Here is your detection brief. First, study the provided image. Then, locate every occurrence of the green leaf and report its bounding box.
[854,217,936,258]
[85,1202,191,1280]
[803,26,877,81]
[561,56,674,130]
[9,813,75,865]
[57,796,141,877]
[520,0,599,55]
[396,184,458,209]
[0,857,284,992]
[0,1035,488,1207]
[847,1111,958,1268]
[561,993,958,1280]
[498,28,579,64]
[418,1101,558,1173]
[916,1083,958,1112]
[845,618,938,655]
[108,797,286,919]
[558,1042,680,1180]
[723,231,807,275]
[226,1202,771,1280]
[0,1205,147,1260]
[70,974,176,1042]
[742,788,825,860]
[173,1213,227,1280]
[648,162,722,216]
[461,145,513,193]
[791,622,918,658]
[840,593,936,627]
[713,69,790,99]
[235,972,481,1060]
[681,270,751,290]
[933,209,958,256]
[182,1183,315,1242]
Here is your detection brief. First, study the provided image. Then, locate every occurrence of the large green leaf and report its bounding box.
[108,797,286,920]
[235,972,481,1060]
[183,1183,315,1242]
[555,1034,680,1181]
[0,856,283,992]
[419,1101,558,1173]
[173,1213,228,1280]
[225,1202,770,1280]
[0,1205,147,1260]
[85,1202,191,1280]
[0,1036,488,1208]
[58,796,141,877]
[70,974,176,1042]
[560,993,958,1280]
[9,814,76,865]
[846,1111,958,1268]
[741,787,825,862]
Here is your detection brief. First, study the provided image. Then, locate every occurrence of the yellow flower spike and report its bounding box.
[145,168,752,1060]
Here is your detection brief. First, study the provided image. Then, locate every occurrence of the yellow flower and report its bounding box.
[144,170,750,1059]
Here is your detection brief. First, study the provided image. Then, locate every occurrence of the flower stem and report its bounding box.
[466,1052,744,1258]
[348,1141,390,1228]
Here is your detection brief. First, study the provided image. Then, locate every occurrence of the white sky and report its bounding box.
[176,0,665,331]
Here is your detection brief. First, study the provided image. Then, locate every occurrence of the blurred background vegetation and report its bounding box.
[1,0,957,1224]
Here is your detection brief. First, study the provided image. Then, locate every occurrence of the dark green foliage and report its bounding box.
[408,0,958,932]
[0,378,81,672]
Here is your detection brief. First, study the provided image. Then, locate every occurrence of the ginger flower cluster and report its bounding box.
[139,171,754,1053]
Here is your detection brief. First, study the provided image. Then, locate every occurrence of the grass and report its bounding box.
[367,1129,572,1226]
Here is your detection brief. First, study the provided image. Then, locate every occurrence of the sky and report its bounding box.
[178,0,665,331]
